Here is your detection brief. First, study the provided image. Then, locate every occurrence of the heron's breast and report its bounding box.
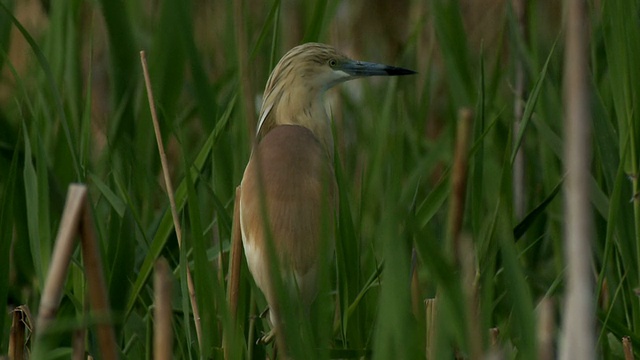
[240,125,336,275]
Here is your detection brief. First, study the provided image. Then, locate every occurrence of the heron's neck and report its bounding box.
[259,86,334,159]
[292,94,334,159]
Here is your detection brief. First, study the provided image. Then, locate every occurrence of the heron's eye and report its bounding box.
[328,59,338,67]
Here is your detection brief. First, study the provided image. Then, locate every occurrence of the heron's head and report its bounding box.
[266,43,415,93]
[256,43,415,143]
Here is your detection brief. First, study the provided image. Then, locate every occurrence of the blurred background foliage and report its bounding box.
[0,0,638,358]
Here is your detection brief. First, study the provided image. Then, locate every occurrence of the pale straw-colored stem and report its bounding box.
[154,258,173,360]
[536,297,554,360]
[559,0,594,358]
[425,298,437,359]
[37,184,118,360]
[37,185,86,332]
[140,51,203,349]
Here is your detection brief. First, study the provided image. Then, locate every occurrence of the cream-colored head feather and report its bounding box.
[256,43,415,153]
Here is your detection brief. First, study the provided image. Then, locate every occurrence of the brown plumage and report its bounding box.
[238,42,415,349]
[241,124,335,335]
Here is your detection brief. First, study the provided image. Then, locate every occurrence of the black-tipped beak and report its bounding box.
[339,60,416,77]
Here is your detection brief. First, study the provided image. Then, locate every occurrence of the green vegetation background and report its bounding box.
[0,0,639,358]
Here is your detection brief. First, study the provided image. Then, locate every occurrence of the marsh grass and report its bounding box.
[0,0,639,358]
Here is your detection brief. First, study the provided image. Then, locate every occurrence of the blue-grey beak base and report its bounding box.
[340,60,416,77]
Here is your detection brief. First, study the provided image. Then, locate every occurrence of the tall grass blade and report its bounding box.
[510,41,556,165]
[513,177,563,240]
[125,96,236,317]
[185,157,217,357]
[0,1,81,179]
[22,123,48,284]
[303,0,328,43]
[431,0,474,106]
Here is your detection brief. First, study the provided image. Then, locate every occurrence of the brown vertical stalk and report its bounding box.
[79,185,118,360]
[448,108,473,262]
[485,328,502,360]
[559,0,594,358]
[72,329,85,360]
[489,327,500,348]
[154,258,173,360]
[623,336,634,360]
[140,51,203,348]
[512,0,528,219]
[537,298,554,360]
[9,306,31,360]
[439,109,473,358]
[459,235,482,360]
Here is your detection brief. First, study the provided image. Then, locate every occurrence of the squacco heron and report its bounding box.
[239,42,415,347]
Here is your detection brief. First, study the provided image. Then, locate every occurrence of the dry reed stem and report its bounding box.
[140,50,203,348]
[425,298,437,359]
[536,297,554,360]
[154,258,173,360]
[36,184,118,359]
[79,185,118,360]
[484,327,504,360]
[623,336,634,360]
[559,0,594,358]
[435,114,475,358]
[448,108,473,263]
[9,306,31,360]
[460,235,482,360]
[72,329,85,360]
[489,327,500,347]
[37,185,86,332]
